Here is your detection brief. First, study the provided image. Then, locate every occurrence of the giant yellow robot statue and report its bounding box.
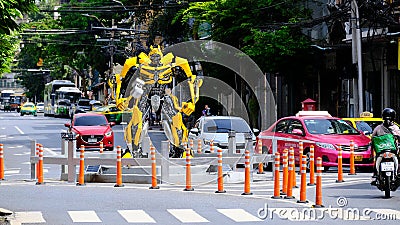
[109,45,202,157]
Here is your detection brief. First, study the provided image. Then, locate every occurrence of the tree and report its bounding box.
[0,34,19,74]
[0,0,37,35]
[176,0,312,73]
[0,0,37,76]
[16,0,112,95]
[16,0,172,95]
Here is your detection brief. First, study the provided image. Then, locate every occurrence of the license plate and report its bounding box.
[381,162,395,172]
[88,138,97,143]
[354,155,363,161]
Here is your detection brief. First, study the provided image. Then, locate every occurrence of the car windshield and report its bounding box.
[355,121,374,134]
[78,100,91,106]
[363,121,383,131]
[94,107,108,112]
[24,104,34,108]
[203,118,251,133]
[304,119,359,135]
[74,116,108,126]
[58,101,70,106]
[37,103,44,106]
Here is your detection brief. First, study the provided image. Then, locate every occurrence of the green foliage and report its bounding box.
[16,0,113,95]
[0,0,37,76]
[176,0,312,73]
[0,0,37,35]
[0,34,19,74]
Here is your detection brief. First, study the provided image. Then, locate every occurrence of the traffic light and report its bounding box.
[37,58,43,67]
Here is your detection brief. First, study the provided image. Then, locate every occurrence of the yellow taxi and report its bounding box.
[20,102,37,117]
[342,112,383,137]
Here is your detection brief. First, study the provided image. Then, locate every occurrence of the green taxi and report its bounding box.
[93,104,126,124]
[20,102,37,116]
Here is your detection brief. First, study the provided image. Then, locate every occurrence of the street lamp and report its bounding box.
[81,13,106,28]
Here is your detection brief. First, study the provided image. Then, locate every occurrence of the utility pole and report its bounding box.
[351,0,363,116]
[107,19,116,104]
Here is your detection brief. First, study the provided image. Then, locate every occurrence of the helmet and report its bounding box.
[382,108,396,121]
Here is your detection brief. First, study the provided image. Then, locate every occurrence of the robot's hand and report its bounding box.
[131,78,145,99]
[181,102,195,115]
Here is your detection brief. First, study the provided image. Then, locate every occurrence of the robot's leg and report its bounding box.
[124,106,143,152]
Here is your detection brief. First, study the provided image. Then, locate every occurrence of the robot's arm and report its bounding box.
[113,57,138,111]
[172,57,203,116]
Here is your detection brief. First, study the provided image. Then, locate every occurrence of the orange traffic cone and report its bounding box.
[281,149,288,195]
[272,152,281,199]
[242,150,252,195]
[336,144,344,183]
[308,145,315,186]
[297,155,308,203]
[284,151,295,199]
[312,157,324,208]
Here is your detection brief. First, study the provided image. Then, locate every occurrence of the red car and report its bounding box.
[256,111,374,171]
[65,113,115,151]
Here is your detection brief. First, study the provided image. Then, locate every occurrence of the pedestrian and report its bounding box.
[202,105,211,116]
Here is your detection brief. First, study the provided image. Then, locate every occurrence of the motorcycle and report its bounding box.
[375,150,400,198]
[372,133,400,198]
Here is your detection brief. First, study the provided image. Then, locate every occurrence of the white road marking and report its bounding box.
[5,170,20,175]
[14,126,24,134]
[217,209,262,222]
[168,209,209,223]
[13,211,46,224]
[43,147,59,156]
[14,152,30,156]
[68,210,102,222]
[8,145,23,149]
[118,210,156,223]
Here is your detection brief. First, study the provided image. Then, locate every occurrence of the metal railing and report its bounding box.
[30,132,273,183]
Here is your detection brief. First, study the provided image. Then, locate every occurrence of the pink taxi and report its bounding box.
[255,111,374,171]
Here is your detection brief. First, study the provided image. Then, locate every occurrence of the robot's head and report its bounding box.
[149,45,163,57]
[149,45,163,65]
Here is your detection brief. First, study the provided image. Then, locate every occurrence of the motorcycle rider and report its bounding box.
[371,108,400,185]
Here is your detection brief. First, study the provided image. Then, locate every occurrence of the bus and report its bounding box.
[43,80,76,116]
[10,93,27,112]
[54,86,82,118]
[0,90,15,111]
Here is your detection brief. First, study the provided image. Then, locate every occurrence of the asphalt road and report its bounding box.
[1,111,400,225]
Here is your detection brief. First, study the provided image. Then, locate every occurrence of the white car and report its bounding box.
[188,116,258,154]
[36,102,44,113]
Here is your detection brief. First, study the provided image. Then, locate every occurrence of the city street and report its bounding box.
[1,111,400,224]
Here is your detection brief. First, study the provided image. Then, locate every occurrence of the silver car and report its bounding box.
[188,116,257,154]
[36,102,44,113]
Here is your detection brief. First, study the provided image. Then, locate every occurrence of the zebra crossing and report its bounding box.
[9,209,261,224]
[8,207,400,224]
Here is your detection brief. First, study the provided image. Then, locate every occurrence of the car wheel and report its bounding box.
[106,147,114,151]
[20,113,23,116]
[264,162,273,171]
[305,150,313,171]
